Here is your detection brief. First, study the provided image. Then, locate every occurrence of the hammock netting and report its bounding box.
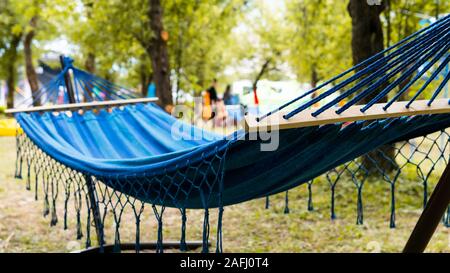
[11,15,450,252]
[17,57,138,108]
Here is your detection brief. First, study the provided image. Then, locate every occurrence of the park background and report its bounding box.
[0,0,449,252]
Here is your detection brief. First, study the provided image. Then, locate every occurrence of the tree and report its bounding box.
[348,0,385,85]
[381,0,450,100]
[286,0,351,89]
[228,0,290,103]
[1,0,63,107]
[0,0,23,109]
[11,0,44,106]
[163,0,246,99]
[249,3,287,92]
[62,0,140,81]
[146,0,172,106]
[69,0,172,106]
[82,1,96,73]
[348,0,396,173]
[63,0,246,105]
[24,15,40,106]
[137,54,153,97]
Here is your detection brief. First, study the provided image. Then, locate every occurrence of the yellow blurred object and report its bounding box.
[161,30,169,41]
[338,99,347,107]
[0,119,21,136]
[202,91,212,120]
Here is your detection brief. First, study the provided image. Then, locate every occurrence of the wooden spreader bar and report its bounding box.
[5,97,158,114]
[245,98,450,132]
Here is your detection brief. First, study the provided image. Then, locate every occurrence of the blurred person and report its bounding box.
[202,79,219,121]
[222,84,242,127]
[206,79,218,104]
[147,81,156,98]
[223,84,239,105]
[223,84,232,105]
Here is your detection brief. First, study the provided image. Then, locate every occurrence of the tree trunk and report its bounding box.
[348,0,396,174]
[5,34,22,110]
[6,65,16,110]
[24,16,40,106]
[82,53,96,102]
[85,53,96,73]
[83,1,95,74]
[140,61,151,97]
[253,58,271,90]
[146,0,172,107]
[348,0,385,95]
[252,58,271,105]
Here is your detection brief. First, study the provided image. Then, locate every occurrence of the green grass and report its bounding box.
[0,136,448,253]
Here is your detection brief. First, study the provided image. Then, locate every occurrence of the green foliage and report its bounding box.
[59,0,145,80]
[57,0,246,93]
[382,0,450,100]
[0,0,72,84]
[165,0,247,94]
[0,0,22,79]
[228,1,292,84]
[383,0,450,47]
[285,0,352,85]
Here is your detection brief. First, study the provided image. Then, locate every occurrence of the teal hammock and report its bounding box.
[13,15,450,252]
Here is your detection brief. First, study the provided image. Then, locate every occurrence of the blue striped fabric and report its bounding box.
[16,103,450,208]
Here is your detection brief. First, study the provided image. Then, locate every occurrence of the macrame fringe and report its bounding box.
[75,185,83,240]
[356,186,364,225]
[34,165,39,201]
[202,208,210,253]
[113,219,121,253]
[216,207,224,253]
[444,206,450,228]
[76,209,83,240]
[133,203,144,253]
[14,134,23,179]
[284,191,290,214]
[63,184,70,230]
[330,185,336,220]
[43,174,50,217]
[390,183,396,228]
[134,216,141,253]
[180,207,187,251]
[50,180,58,226]
[85,199,92,249]
[307,181,314,211]
[423,180,428,209]
[26,159,31,190]
[216,154,226,253]
[16,127,450,254]
[152,205,165,253]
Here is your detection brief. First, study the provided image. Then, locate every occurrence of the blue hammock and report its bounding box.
[16,103,450,208]
[12,15,450,252]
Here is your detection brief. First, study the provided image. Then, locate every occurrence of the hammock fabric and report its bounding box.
[15,104,450,210]
[12,15,450,252]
